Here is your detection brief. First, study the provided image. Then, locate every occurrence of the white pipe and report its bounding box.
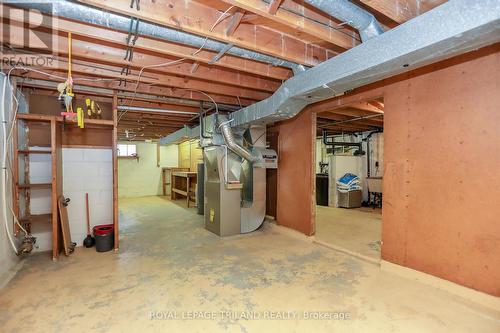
[1,75,18,255]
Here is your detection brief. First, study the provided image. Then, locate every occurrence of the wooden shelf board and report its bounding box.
[18,183,52,189]
[17,150,52,154]
[58,116,114,127]
[20,213,52,223]
[17,113,114,127]
[16,113,53,122]
[172,188,188,196]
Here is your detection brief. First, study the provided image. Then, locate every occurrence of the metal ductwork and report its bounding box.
[218,117,258,163]
[304,0,383,41]
[157,0,499,240]
[229,0,500,128]
[12,0,303,72]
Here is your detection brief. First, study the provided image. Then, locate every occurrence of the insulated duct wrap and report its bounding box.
[304,0,383,41]
[228,0,500,128]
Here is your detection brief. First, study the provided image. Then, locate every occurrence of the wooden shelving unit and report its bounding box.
[12,114,59,259]
[12,94,119,259]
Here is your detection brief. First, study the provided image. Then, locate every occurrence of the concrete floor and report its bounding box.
[315,206,382,260]
[1,196,499,332]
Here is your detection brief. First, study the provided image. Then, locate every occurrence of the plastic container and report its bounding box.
[93,224,114,252]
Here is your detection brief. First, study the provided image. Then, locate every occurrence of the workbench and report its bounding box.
[162,167,189,196]
[171,171,197,207]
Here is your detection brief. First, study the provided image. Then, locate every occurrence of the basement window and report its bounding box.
[117,144,138,159]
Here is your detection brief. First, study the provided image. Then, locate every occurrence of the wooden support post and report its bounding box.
[50,118,58,260]
[157,141,160,168]
[112,91,119,251]
[225,10,245,36]
[268,0,284,15]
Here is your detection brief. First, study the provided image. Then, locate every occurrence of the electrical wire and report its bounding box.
[1,74,19,254]
[191,6,234,56]
[6,69,30,237]
[118,6,233,125]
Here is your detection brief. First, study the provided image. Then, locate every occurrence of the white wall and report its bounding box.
[118,141,178,198]
[366,132,384,177]
[28,148,52,252]
[315,131,384,205]
[63,148,113,247]
[30,148,113,252]
[328,155,366,206]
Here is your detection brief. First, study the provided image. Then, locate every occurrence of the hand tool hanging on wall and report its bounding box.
[83,193,95,248]
[85,98,102,119]
[59,32,77,125]
[77,107,84,128]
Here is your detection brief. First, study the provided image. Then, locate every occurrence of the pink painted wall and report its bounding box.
[382,45,500,296]
[274,44,500,296]
[275,110,316,236]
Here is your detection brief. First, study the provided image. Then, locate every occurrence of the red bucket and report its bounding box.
[93,224,114,252]
[93,224,114,236]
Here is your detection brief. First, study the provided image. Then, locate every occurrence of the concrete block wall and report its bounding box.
[62,148,113,246]
[30,148,113,252]
[118,142,178,198]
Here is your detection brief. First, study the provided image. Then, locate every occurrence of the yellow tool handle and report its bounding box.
[77,107,84,129]
[67,32,73,95]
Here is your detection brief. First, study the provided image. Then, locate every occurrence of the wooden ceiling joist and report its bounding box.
[268,0,284,15]
[24,88,200,114]
[15,71,249,106]
[219,0,358,49]
[357,0,447,24]
[225,9,245,36]
[4,25,279,98]
[16,57,269,101]
[78,0,334,66]
[4,5,292,80]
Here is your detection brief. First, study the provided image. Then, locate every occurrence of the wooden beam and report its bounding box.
[225,10,245,36]
[50,118,58,260]
[345,101,384,113]
[28,89,202,114]
[219,0,358,49]
[51,58,268,101]
[3,28,272,100]
[268,0,284,15]
[112,91,119,251]
[318,112,382,127]
[3,19,281,93]
[327,108,385,120]
[13,71,252,106]
[357,0,447,24]
[3,5,291,80]
[78,0,335,65]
